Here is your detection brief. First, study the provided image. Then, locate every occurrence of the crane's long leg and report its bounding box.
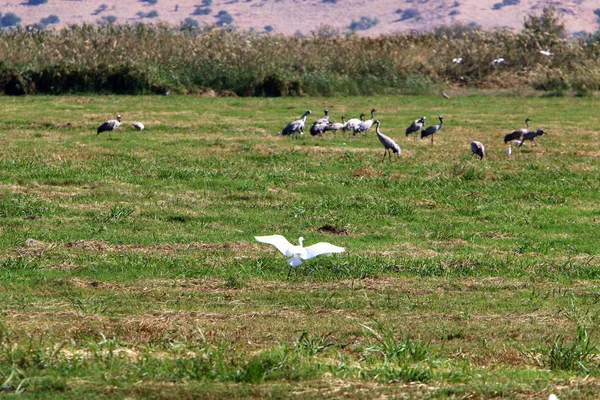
[431,135,434,145]
[382,150,387,162]
[532,139,537,147]
[287,265,293,279]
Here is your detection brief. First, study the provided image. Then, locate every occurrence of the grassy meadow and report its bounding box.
[0,93,599,398]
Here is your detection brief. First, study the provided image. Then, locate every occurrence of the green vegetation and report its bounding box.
[0,7,595,96]
[0,94,599,398]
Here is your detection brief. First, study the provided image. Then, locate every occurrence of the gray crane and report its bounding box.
[518,128,546,147]
[323,116,346,137]
[354,108,376,136]
[97,114,122,136]
[405,116,426,140]
[343,113,364,135]
[278,110,311,139]
[470,141,485,160]
[504,118,531,143]
[374,120,401,161]
[421,116,444,144]
[310,109,330,136]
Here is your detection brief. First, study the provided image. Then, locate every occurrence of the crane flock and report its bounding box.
[277,109,547,161]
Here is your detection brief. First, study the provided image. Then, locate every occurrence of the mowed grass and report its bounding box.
[0,94,599,398]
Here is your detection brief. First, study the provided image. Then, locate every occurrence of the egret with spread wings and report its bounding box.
[255,235,345,267]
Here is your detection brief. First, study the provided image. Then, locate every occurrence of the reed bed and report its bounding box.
[0,6,598,96]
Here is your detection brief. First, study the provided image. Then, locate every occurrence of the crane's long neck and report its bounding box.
[525,118,530,128]
[370,110,375,119]
[298,237,304,247]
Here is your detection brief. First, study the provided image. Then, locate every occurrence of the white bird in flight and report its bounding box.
[255,235,345,267]
[540,49,553,56]
[452,57,463,64]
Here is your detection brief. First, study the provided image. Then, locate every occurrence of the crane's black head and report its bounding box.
[359,113,365,120]
[537,128,546,135]
[117,114,122,121]
[374,119,381,125]
[438,116,444,122]
[324,109,329,115]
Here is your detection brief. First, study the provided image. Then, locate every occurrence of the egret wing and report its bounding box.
[255,235,293,256]
[302,242,345,260]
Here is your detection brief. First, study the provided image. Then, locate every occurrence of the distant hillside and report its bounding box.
[2,0,599,36]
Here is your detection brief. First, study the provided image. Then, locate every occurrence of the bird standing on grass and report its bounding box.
[421,116,444,144]
[374,120,401,161]
[278,110,311,139]
[309,109,330,136]
[503,118,531,143]
[518,128,546,147]
[343,113,365,135]
[97,114,122,136]
[255,235,345,276]
[131,122,145,131]
[405,116,426,140]
[470,141,485,160]
[323,116,346,137]
[354,108,376,136]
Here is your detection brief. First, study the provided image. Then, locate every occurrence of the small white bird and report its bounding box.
[540,49,553,56]
[452,57,463,64]
[131,122,145,131]
[548,394,559,400]
[255,235,345,267]
[492,58,506,66]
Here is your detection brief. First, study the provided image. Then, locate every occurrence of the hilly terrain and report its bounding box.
[3,0,599,36]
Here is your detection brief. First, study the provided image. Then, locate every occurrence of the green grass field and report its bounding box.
[0,94,599,399]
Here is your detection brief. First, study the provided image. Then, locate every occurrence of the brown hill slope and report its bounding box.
[4,0,600,36]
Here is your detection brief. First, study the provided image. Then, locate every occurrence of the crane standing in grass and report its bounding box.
[470,141,485,160]
[97,114,122,136]
[354,108,376,136]
[421,116,444,144]
[323,116,346,137]
[310,109,330,136]
[405,116,426,140]
[518,128,546,147]
[343,113,364,135]
[374,120,401,161]
[504,117,531,143]
[278,110,311,139]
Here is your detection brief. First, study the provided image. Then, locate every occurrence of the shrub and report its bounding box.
[40,15,59,25]
[93,4,108,15]
[1,13,21,27]
[140,0,158,4]
[146,10,159,18]
[264,25,273,32]
[183,18,199,28]
[101,15,117,24]
[215,10,233,26]
[25,0,47,5]
[192,6,211,15]
[202,0,212,6]
[595,9,600,23]
[397,8,420,21]
[348,16,379,31]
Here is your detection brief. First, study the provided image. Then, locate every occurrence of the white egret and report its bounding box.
[255,235,345,268]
